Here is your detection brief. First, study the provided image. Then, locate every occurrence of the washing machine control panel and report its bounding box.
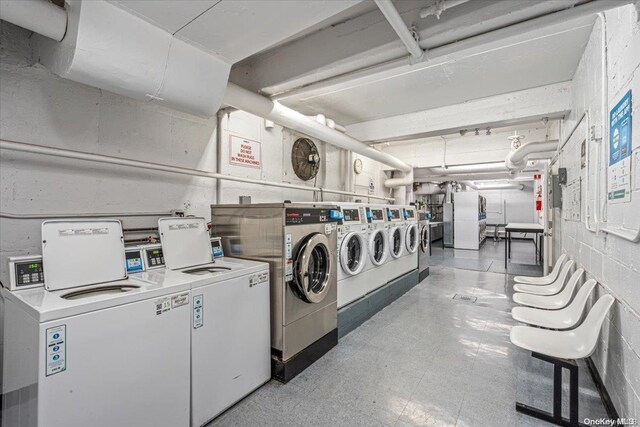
[125,248,145,273]
[285,208,341,225]
[210,237,224,258]
[8,255,45,290]
[387,208,401,221]
[144,245,165,269]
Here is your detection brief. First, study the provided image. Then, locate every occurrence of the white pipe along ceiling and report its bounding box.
[505,140,558,172]
[0,0,67,41]
[222,83,413,173]
[1,0,413,199]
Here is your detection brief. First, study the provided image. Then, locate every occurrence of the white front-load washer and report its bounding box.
[398,205,419,278]
[362,204,391,294]
[385,206,406,281]
[333,203,369,308]
[158,217,270,427]
[1,220,191,427]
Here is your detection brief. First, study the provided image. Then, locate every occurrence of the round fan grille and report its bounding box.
[291,138,320,181]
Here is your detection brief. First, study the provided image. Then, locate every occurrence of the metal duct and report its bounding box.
[32,0,230,117]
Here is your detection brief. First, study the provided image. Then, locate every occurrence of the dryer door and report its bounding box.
[340,232,366,276]
[293,233,332,304]
[420,225,429,253]
[405,224,418,253]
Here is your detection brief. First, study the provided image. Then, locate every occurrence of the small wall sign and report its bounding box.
[229,135,261,169]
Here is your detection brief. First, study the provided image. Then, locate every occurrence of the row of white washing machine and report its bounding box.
[330,203,419,308]
[2,217,271,427]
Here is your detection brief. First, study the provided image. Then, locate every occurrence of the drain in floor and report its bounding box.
[452,294,477,303]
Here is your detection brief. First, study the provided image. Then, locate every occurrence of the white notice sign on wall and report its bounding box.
[229,135,261,169]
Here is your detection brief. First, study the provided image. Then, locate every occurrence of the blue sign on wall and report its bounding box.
[608,90,632,203]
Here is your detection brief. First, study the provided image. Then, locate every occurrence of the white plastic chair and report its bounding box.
[513,260,573,296]
[512,269,584,309]
[512,278,596,329]
[510,295,615,426]
[514,253,567,285]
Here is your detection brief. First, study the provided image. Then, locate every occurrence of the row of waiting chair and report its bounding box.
[509,253,614,427]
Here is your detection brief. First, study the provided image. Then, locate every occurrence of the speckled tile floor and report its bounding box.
[207,264,608,427]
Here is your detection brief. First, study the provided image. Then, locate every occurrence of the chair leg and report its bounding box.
[515,352,585,427]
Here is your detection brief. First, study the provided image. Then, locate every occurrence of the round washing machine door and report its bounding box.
[405,224,418,253]
[292,233,332,304]
[340,232,367,276]
[389,226,405,259]
[419,225,429,253]
[368,229,388,266]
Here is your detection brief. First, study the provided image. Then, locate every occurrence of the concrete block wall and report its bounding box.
[555,6,640,417]
[0,22,389,286]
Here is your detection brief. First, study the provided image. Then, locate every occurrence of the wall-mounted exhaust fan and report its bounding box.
[291,138,320,181]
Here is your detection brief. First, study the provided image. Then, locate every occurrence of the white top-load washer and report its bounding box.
[1,220,191,427]
[157,217,270,427]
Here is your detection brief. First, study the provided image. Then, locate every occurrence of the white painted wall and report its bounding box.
[554,6,640,417]
[479,185,535,225]
[377,123,558,169]
[0,23,389,286]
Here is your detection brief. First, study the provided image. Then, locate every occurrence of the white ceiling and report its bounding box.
[110,0,362,63]
[278,18,594,125]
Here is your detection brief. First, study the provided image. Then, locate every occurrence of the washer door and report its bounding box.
[389,226,405,259]
[368,229,388,266]
[293,233,332,304]
[405,224,418,253]
[420,225,429,253]
[340,232,367,276]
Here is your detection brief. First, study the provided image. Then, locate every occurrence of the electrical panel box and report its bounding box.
[558,168,567,185]
[552,175,563,208]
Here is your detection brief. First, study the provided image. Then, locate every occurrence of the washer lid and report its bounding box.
[41,220,126,291]
[158,217,212,270]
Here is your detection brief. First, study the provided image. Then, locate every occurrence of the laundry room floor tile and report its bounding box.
[206,265,609,427]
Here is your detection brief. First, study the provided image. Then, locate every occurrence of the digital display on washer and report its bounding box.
[388,209,401,219]
[145,247,165,268]
[14,260,44,287]
[342,209,360,222]
[125,250,144,273]
[404,209,415,219]
[211,239,224,258]
[370,209,384,221]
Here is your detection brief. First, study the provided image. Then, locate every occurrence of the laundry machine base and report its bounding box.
[419,266,430,282]
[338,269,419,339]
[272,328,338,383]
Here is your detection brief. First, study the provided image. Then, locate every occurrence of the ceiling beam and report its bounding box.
[230,0,583,96]
[346,82,571,142]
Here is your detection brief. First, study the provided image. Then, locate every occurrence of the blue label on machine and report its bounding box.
[46,325,66,376]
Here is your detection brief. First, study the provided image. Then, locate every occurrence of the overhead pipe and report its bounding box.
[0,0,67,42]
[420,0,470,19]
[505,140,558,172]
[223,83,412,173]
[0,139,394,202]
[374,0,425,60]
[415,172,536,182]
[274,0,632,101]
